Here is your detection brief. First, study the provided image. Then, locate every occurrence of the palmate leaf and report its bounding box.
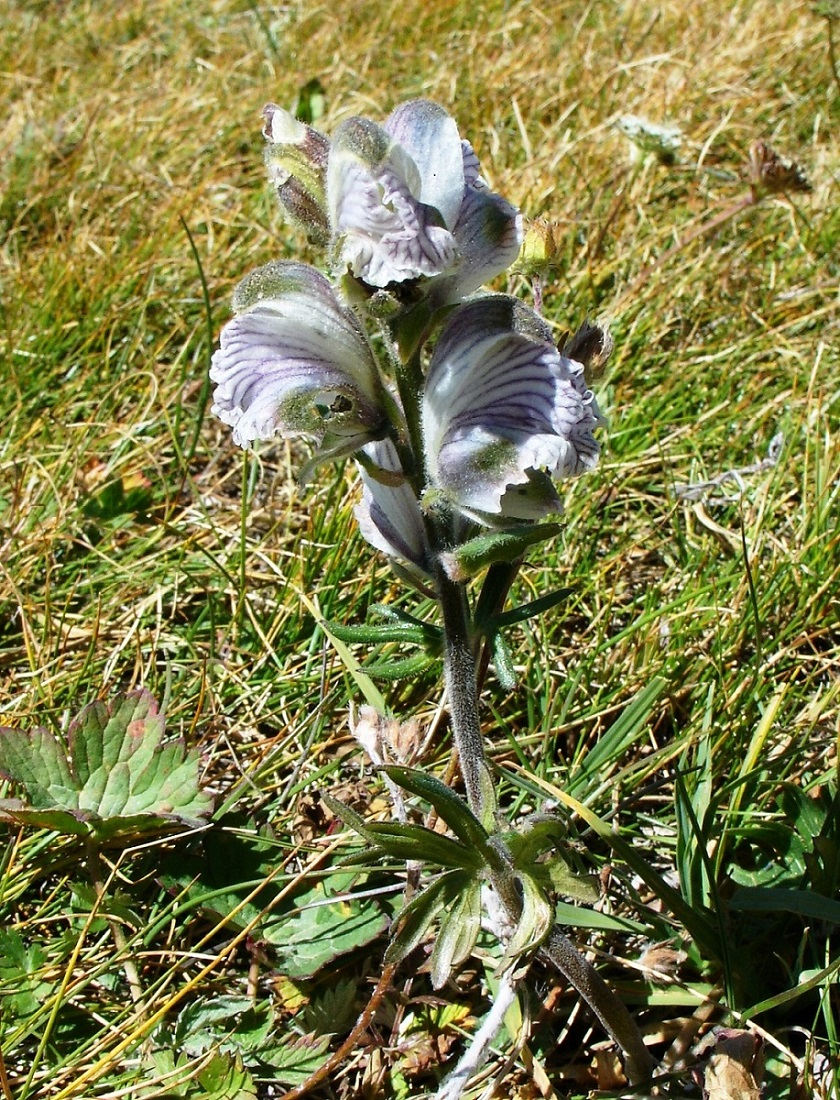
[322,790,486,871]
[0,690,212,842]
[384,872,455,967]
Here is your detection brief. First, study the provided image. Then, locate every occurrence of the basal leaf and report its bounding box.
[0,690,212,841]
[0,726,78,809]
[195,1052,257,1100]
[70,690,211,821]
[0,803,91,835]
[257,1032,332,1085]
[264,877,390,979]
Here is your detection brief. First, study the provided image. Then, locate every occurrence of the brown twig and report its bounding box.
[280,962,397,1099]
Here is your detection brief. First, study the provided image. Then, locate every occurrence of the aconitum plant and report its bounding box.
[210,99,655,1093]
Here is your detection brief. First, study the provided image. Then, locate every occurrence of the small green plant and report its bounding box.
[0,690,213,1090]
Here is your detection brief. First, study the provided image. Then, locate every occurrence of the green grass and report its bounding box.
[1,0,838,1096]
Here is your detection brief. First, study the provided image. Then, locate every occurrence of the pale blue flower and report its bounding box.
[210,261,389,468]
[354,439,431,580]
[327,100,522,298]
[423,296,604,523]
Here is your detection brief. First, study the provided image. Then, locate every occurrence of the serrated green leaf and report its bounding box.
[69,691,210,820]
[138,1051,193,1098]
[302,977,358,1035]
[0,726,77,809]
[0,690,211,841]
[264,883,390,979]
[0,803,91,835]
[0,929,52,1018]
[430,879,482,989]
[174,995,273,1056]
[196,1052,257,1100]
[256,1032,332,1085]
[382,766,499,866]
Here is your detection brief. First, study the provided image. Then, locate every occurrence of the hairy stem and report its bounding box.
[435,563,496,822]
[434,562,655,1085]
[542,929,655,1084]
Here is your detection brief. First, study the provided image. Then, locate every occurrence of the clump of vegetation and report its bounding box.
[0,1,837,1098]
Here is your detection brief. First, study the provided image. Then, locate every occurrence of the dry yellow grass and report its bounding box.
[1,0,838,1096]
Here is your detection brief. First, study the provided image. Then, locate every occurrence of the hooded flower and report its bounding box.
[354,439,431,581]
[422,296,604,523]
[210,261,389,469]
[326,99,522,299]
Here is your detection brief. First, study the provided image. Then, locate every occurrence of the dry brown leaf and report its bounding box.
[702,1029,764,1100]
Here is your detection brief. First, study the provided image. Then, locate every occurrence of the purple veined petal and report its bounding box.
[383,100,465,230]
[433,140,522,304]
[423,296,604,521]
[210,261,387,454]
[354,440,431,578]
[327,116,458,288]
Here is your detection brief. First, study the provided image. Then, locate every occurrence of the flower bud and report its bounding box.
[559,320,613,383]
[262,103,331,242]
[517,218,560,277]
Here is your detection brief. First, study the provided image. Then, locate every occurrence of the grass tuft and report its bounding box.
[1,0,838,1096]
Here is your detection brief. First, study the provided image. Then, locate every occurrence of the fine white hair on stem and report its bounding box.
[434,970,520,1100]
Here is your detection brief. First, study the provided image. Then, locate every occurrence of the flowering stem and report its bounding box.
[541,929,655,1085]
[434,561,655,1085]
[434,561,496,823]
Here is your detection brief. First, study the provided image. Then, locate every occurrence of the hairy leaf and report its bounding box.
[430,878,482,988]
[382,765,496,859]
